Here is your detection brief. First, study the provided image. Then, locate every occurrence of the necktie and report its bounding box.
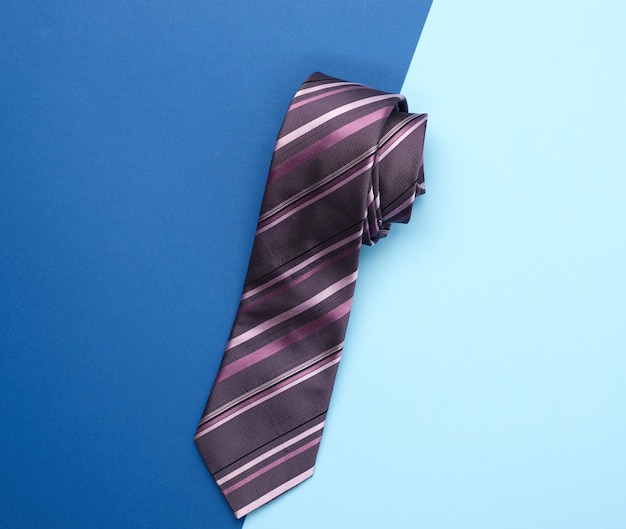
[195,72,427,518]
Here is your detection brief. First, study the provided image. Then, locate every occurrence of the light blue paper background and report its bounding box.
[244,0,626,527]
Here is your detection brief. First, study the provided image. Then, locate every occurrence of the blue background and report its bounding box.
[4,1,626,528]
[0,1,431,528]
[246,1,626,528]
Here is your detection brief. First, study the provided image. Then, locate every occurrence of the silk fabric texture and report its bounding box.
[195,72,427,518]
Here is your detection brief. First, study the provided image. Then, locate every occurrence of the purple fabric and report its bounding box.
[195,72,427,519]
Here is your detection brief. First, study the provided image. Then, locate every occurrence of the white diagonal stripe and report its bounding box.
[217,422,325,486]
[233,468,315,519]
[227,272,357,350]
[256,160,374,235]
[378,115,428,162]
[241,231,362,300]
[199,344,342,424]
[195,357,340,438]
[384,194,416,221]
[260,147,376,222]
[275,94,399,151]
[294,81,359,97]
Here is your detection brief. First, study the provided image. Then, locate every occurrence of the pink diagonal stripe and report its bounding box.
[198,344,342,425]
[222,436,321,495]
[240,243,360,314]
[259,147,376,222]
[274,94,399,151]
[241,230,362,300]
[216,298,354,383]
[216,422,325,486]
[293,81,358,98]
[257,159,374,235]
[377,114,427,163]
[383,194,416,222]
[226,271,357,350]
[233,468,314,518]
[195,354,340,438]
[289,86,367,111]
[268,106,390,184]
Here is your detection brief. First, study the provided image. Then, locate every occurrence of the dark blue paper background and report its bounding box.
[0,1,431,527]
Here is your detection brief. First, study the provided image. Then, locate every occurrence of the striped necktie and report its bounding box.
[195,72,427,518]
